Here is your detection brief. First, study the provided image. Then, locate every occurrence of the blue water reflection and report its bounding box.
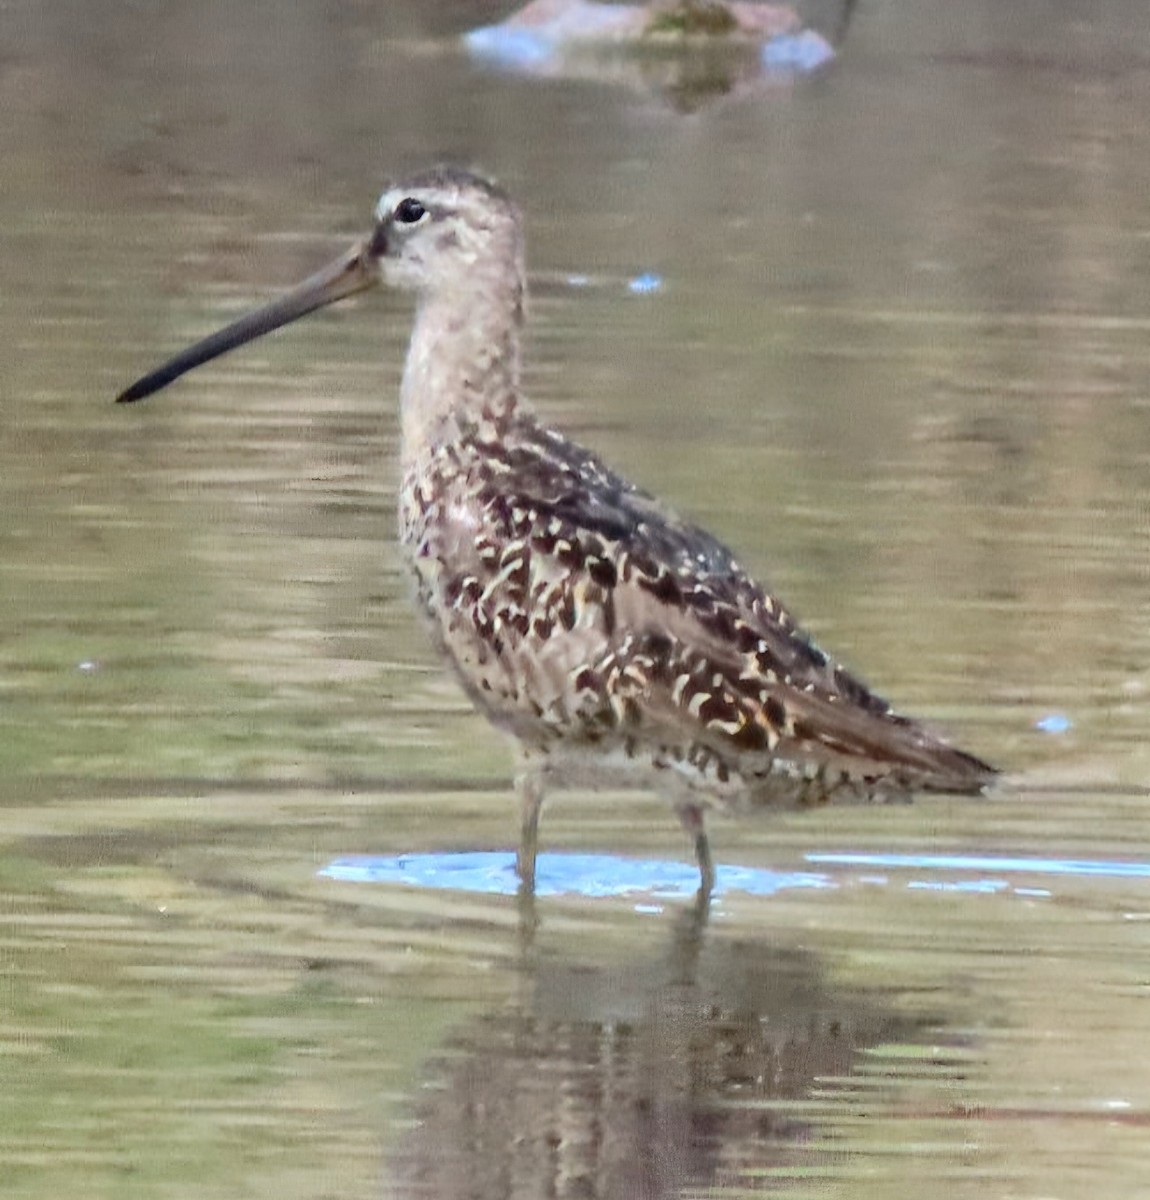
[760,30,835,71]
[320,848,1150,901]
[319,851,829,900]
[806,852,1150,879]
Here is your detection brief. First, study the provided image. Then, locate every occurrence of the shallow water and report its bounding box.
[4,1,1150,1196]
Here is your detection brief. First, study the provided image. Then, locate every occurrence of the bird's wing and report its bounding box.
[461,420,993,790]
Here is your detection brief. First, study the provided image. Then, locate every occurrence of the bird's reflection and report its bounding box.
[382,905,924,1198]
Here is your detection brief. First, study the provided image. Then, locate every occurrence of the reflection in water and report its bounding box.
[463,0,847,109]
[321,850,831,900]
[808,850,1150,882]
[382,909,923,1198]
[324,846,1150,900]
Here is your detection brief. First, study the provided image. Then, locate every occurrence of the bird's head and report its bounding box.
[116,166,521,404]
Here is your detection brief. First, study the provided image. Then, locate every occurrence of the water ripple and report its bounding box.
[806,852,1150,880]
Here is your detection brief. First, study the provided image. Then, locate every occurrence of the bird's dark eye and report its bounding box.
[394,197,427,224]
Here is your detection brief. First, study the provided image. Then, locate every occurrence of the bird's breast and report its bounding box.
[397,454,621,741]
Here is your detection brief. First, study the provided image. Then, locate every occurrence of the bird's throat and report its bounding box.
[400,283,524,464]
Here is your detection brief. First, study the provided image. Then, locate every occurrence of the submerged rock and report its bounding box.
[463,0,837,104]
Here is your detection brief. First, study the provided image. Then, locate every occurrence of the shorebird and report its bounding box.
[118,166,995,898]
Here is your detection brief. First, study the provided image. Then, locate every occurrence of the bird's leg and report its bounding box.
[675,800,715,901]
[514,761,546,897]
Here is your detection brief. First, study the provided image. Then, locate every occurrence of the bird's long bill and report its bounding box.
[116,241,376,403]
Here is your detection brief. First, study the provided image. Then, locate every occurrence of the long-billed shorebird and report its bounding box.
[118,166,995,898]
